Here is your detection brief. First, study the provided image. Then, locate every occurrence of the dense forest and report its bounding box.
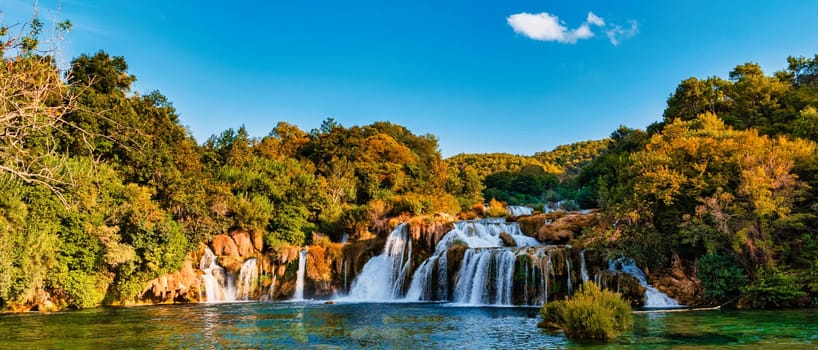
[2,13,817,312]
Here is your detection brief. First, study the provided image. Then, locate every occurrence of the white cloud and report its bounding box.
[587,12,605,27]
[508,11,638,46]
[606,20,639,46]
[506,12,597,44]
[507,12,568,42]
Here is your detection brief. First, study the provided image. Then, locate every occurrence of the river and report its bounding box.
[0,302,816,349]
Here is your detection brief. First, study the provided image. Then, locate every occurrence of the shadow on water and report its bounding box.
[664,332,739,345]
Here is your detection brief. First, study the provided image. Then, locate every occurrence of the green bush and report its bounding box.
[538,281,632,341]
[388,193,430,216]
[740,267,806,308]
[696,253,747,302]
[538,300,566,329]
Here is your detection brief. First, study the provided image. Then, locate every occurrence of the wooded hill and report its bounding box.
[2,14,817,311]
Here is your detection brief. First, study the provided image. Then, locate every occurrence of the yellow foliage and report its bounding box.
[485,198,508,218]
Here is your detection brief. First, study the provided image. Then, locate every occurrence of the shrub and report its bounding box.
[696,253,747,302]
[538,281,632,341]
[740,267,805,308]
[538,300,566,329]
[388,193,430,216]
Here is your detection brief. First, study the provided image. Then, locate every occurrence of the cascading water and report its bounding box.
[199,247,236,302]
[580,250,590,282]
[610,259,681,308]
[343,259,349,294]
[406,219,553,306]
[507,206,534,217]
[236,258,258,300]
[347,224,413,301]
[267,275,277,300]
[342,218,583,306]
[452,249,517,305]
[565,253,572,294]
[293,250,307,300]
[539,252,552,305]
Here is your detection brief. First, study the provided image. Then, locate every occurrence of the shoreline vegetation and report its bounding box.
[2,9,818,328]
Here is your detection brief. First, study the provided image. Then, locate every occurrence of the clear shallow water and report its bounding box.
[0,302,816,349]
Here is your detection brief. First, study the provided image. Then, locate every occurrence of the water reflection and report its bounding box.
[0,303,816,349]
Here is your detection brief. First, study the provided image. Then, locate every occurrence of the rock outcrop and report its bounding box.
[141,260,200,303]
[595,270,646,307]
[652,253,703,306]
[517,211,599,244]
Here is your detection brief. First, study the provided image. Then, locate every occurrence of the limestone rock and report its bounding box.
[596,270,646,307]
[517,211,598,244]
[499,232,517,247]
[250,230,264,252]
[230,229,254,257]
[140,260,200,303]
[211,234,239,257]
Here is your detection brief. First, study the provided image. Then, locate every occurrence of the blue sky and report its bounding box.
[4,1,818,157]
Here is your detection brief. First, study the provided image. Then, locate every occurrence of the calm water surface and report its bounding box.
[0,302,816,349]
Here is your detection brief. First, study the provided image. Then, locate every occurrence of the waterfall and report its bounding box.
[452,249,517,305]
[406,219,548,306]
[292,250,307,300]
[405,255,437,301]
[236,258,258,301]
[542,253,551,304]
[580,250,590,282]
[267,274,277,300]
[507,205,533,217]
[522,254,529,303]
[199,247,236,302]
[611,259,681,308]
[347,224,413,301]
[565,253,572,294]
[442,220,540,248]
[343,259,349,293]
[346,218,587,306]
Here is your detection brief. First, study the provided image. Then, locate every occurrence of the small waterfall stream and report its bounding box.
[347,224,413,301]
[580,250,590,282]
[610,259,681,308]
[200,247,236,302]
[565,253,572,294]
[236,258,258,300]
[507,206,534,217]
[293,250,307,300]
[200,248,262,302]
[267,275,277,300]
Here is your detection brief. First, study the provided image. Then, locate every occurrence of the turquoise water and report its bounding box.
[0,302,816,349]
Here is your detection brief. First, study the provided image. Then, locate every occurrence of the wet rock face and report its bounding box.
[653,255,703,306]
[595,270,646,307]
[654,275,701,306]
[499,232,517,247]
[306,243,345,298]
[407,219,455,252]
